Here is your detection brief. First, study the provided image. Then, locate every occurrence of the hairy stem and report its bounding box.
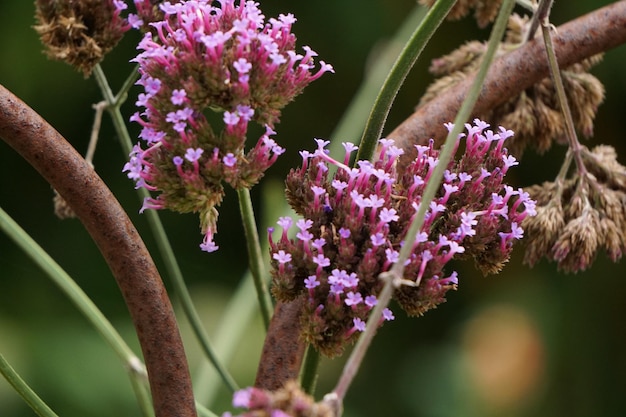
[389,0,626,157]
[0,84,196,417]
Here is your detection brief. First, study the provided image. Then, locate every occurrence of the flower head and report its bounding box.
[34,0,131,76]
[270,120,535,357]
[124,0,331,252]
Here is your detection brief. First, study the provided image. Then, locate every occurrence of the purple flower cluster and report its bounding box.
[269,120,536,357]
[123,0,333,252]
[223,381,332,417]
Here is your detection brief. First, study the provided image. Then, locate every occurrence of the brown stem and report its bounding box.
[254,298,306,390]
[0,84,196,417]
[389,0,626,159]
[254,1,626,393]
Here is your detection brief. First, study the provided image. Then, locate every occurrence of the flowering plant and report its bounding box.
[1,1,625,417]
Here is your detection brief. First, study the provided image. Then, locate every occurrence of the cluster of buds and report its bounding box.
[224,381,334,417]
[419,13,604,156]
[269,120,536,357]
[34,0,131,76]
[523,145,626,272]
[124,0,333,252]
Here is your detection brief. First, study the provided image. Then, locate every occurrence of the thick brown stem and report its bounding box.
[389,1,626,158]
[0,84,196,417]
[254,298,306,390]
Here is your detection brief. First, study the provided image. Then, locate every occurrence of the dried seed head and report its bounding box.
[418,0,503,28]
[599,217,624,262]
[523,145,626,272]
[551,206,600,273]
[585,145,626,189]
[522,199,564,267]
[34,0,130,76]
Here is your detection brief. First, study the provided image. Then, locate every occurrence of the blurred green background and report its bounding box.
[1,1,626,417]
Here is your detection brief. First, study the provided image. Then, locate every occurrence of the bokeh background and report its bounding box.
[1,1,626,416]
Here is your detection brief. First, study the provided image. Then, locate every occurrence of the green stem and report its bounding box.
[115,63,141,105]
[0,353,59,417]
[525,0,554,42]
[540,11,587,175]
[237,187,273,329]
[354,0,457,163]
[328,5,427,159]
[299,345,320,395]
[331,0,517,405]
[192,271,259,406]
[196,402,220,417]
[0,206,154,417]
[195,180,284,406]
[92,64,239,392]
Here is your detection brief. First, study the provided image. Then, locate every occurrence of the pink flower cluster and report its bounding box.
[269,120,536,357]
[123,0,333,252]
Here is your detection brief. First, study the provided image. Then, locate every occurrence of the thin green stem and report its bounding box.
[195,180,284,406]
[0,353,59,417]
[331,0,517,405]
[193,271,258,406]
[526,0,554,42]
[0,206,154,417]
[115,63,141,105]
[331,274,394,402]
[328,5,427,158]
[355,0,457,163]
[540,13,587,175]
[299,345,320,395]
[237,187,273,329]
[92,64,239,392]
[396,0,516,270]
[196,402,220,417]
[85,101,106,165]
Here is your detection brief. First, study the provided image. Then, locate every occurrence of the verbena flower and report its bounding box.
[224,381,333,417]
[124,0,333,252]
[269,120,536,357]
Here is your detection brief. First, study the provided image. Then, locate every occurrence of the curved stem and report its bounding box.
[0,84,196,417]
[389,0,626,156]
[0,353,59,417]
[355,0,457,163]
[237,186,273,329]
[254,297,307,390]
